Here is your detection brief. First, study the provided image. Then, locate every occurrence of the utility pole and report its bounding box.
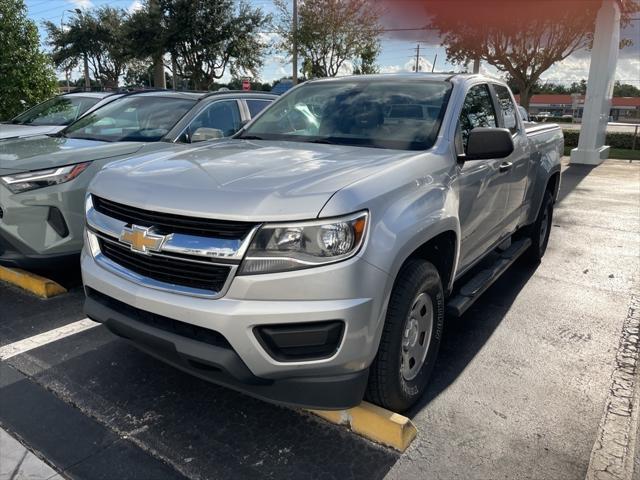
[60,12,70,92]
[472,57,480,74]
[292,0,298,84]
[414,44,420,72]
[431,53,437,72]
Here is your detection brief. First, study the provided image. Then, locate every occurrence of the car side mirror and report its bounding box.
[191,127,224,143]
[460,127,514,161]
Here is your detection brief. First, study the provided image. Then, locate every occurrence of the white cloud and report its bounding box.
[403,56,433,73]
[257,32,282,48]
[540,55,640,85]
[380,65,402,74]
[128,0,143,13]
[67,0,92,9]
[337,60,354,76]
[376,57,434,74]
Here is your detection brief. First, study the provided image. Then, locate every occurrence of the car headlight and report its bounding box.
[0,162,90,194]
[239,211,368,274]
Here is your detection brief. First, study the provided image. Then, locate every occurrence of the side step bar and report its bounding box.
[446,238,532,317]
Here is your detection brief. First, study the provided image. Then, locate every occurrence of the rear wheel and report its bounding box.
[525,190,554,263]
[366,259,444,412]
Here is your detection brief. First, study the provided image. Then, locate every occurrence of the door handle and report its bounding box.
[499,161,513,173]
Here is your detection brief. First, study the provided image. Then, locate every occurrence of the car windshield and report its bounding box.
[64,95,195,142]
[239,80,452,150]
[11,96,101,126]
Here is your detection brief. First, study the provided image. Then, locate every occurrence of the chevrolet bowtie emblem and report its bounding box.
[119,225,166,254]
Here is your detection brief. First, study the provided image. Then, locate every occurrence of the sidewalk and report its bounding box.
[0,428,62,480]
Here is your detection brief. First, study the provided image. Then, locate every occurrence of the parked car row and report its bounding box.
[1,75,563,413]
[0,92,123,140]
[0,90,276,268]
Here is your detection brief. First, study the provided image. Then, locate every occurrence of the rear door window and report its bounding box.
[494,85,518,133]
[246,99,272,118]
[188,100,242,138]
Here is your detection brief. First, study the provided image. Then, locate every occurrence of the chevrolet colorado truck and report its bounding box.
[82,74,563,412]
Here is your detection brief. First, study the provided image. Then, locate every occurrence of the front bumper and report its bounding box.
[81,249,391,409]
[0,169,96,268]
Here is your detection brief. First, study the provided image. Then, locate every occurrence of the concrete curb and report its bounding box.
[586,294,640,480]
[309,401,417,452]
[0,266,66,299]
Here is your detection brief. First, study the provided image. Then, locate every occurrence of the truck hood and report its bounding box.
[0,136,146,173]
[0,124,64,140]
[91,139,417,221]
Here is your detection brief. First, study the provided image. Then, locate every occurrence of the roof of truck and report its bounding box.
[309,73,456,84]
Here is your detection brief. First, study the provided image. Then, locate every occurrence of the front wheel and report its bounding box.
[365,259,444,412]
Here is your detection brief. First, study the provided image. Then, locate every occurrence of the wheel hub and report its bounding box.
[400,292,434,382]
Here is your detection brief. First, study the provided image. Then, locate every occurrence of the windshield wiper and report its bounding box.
[307,138,338,145]
[236,134,264,140]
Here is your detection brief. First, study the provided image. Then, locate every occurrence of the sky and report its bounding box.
[25,0,640,87]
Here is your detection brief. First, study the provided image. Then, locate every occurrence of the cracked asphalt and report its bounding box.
[1,158,639,479]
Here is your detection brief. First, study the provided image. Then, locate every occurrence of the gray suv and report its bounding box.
[0,90,275,268]
[0,92,122,140]
[82,74,563,411]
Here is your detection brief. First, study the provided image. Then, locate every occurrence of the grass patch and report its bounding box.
[563,146,640,160]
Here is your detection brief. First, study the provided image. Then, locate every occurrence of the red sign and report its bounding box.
[242,79,250,91]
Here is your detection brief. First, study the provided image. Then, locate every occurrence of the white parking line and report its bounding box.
[0,318,99,361]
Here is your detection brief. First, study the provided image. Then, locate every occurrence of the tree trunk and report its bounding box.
[153,53,166,89]
[517,80,533,110]
[171,54,179,90]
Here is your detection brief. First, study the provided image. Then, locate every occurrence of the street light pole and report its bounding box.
[71,8,91,91]
[292,0,298,84]
[60,11,72,92]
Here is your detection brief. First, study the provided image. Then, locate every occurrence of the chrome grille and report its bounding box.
[86,195,257,297]
[92,195,256,239]
[98,237,231,293]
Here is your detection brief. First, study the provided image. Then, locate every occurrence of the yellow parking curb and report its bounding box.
[0,266,67,299]
[309,401,417,452]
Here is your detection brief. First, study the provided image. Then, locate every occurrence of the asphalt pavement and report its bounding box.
[0,158,638,480]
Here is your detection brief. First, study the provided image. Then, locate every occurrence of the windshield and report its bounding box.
[239,80,452,150]
[11,96,101,126]
[64,96,195,142]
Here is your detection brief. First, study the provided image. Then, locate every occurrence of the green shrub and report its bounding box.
[563,129,637,149]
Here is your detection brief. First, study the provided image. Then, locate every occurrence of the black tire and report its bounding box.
[365,259,444,412]
[525,190,554,263]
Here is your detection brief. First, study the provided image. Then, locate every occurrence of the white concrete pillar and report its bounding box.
[570,0,620,165]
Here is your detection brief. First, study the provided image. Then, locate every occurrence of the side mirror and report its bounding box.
[191,127,224,143]
[462,127,514,161]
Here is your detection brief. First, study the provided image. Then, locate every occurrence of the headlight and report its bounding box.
[240,211,368,274]
[0,162,90,194]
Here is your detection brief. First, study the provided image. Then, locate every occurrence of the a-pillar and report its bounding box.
[570,0,620,165]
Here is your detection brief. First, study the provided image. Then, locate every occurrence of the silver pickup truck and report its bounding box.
[82,74,563,412]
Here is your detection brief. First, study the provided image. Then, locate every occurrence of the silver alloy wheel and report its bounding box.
[539,205,550,248]
[401,292,434,381]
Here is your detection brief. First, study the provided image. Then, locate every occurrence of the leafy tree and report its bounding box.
[353,41,381,75]
[613,81,640,97]
[429,0,639,109]
[126,0,270,90]
[226,77,272,91]
[0,0,57,120]
[45,7,131,89]
[274,0,382,78]
[123,0,166,87]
